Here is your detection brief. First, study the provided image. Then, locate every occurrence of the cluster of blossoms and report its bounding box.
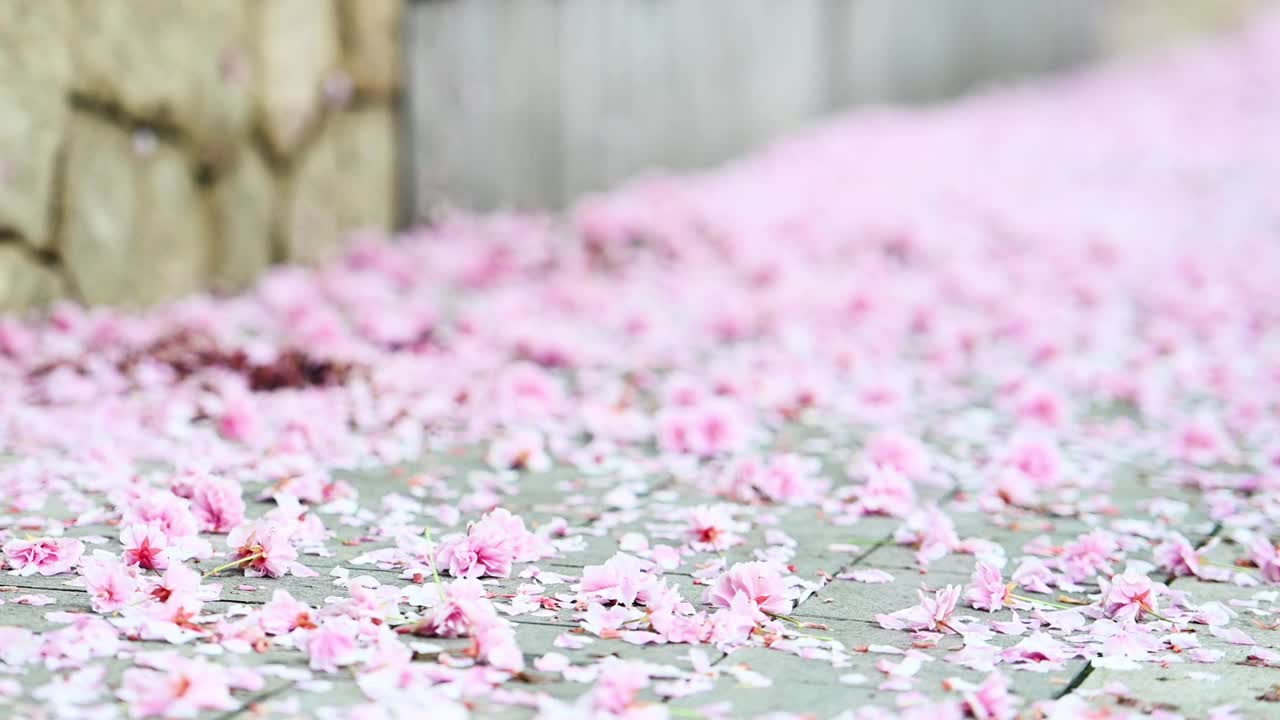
[2,10,1280,719]
[572,554,799,649]
[3,537,84,577]
[433,508,554,579]
[401,579,524,672]
[714,454,828,505]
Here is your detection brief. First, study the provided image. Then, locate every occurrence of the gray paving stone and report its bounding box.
[1074,662,1280,719]
[5,420,1273,719]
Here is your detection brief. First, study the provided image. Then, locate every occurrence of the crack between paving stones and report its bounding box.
[1053,522,1225,702]
[0,579,297,609]
[786,612,884,626]
[545,561,695,579]
[662,490,965,708]
[508,618,576,629]
[793,488,963,618]
[0,578,581,632]
[1055,662,1095,700]
[212,683,293,720]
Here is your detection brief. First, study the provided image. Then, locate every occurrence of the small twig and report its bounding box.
[423,528,445,595]
[203,550,264,578]
[764,611,836,641]
[1008,593,1075,611]
[1200,558,1256,573]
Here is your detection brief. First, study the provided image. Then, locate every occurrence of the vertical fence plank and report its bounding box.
[407,0,1101,213]
[483,0,562,209]
[557,0,605,201]
[406,1,462,215]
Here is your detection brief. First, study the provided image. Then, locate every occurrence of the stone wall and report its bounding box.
[0,0,403,311]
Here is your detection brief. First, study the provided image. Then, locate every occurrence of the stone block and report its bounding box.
[332,107,398,231]
[336,0,404,96]
[68,1,254,167]
[278,123,343,265]
[60,115,210,306]
[208,147,274,291]
[252,0,341,159]
[0,2,73,249]
[0,245,66,312]
[1078,661,1280,717]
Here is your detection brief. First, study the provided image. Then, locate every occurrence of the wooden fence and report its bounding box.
[405,0,1098,212]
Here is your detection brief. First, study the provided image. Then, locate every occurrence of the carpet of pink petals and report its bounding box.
[5,13,1280,720]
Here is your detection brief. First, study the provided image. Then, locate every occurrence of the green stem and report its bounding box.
[765,611,803,626]
[423,528,445,595]
[1007,593,1074,611]
[1200,559,1256,573]
[203,550,264,578]
[789,629,837,642]
[764,611,835,641]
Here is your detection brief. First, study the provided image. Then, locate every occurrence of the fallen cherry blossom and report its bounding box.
[0,12,1279,718]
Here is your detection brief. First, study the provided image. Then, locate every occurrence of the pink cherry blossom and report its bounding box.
[657,400,752,457]
[755,454,825,504]
[121,523,171,572]
[3,537,84,576]
[478,507,551,563]
[494,362,566,421]
[117,657,236,718]
[432,508,548,580]
[706,597,759,644]
[1000,436,1063,488]
[259,590,318,635]
[853,465,917,518]
[1247,536,1280,583]
[1059,529,1118,583]
[589,659,650,715]
[1172,416,1237,466]
[122,492,200,541]
[579,602,633,637]
[1000,632,1074,669]
[685,505,743,551]
[1011,558,1055,594]
[414,578,490,639]
[966,563,1013,612]
[705,561,793,620]
[188,476,246,534]
[1097,572,1161,623]
[303,617,361,673]
[1154,533,1206,578]
[470,615,524,672]
[894,506,960,568]
[877,585,962,633]
[959,673,1017,720]
[216,395,261,443]
[436,524,513,579]
[721,454,826,505]
[1013,386,1068,427]
[486,429,552,472]
[81,557,141,613]
[225,522,299,578]
[864,430,931,479]
[580,553,654,606]
[146,563,208,605]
